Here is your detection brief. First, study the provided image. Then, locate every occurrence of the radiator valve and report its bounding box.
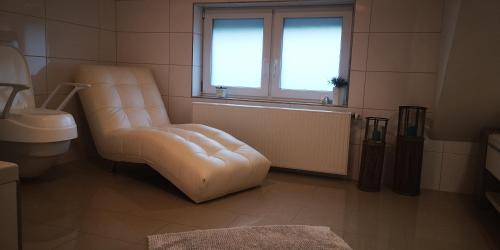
[352,113,361,120]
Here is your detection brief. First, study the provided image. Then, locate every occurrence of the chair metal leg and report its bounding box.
[112,162,117,173]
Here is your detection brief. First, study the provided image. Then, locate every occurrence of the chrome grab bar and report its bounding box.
[0,82,30,119]
[41,82,90,111]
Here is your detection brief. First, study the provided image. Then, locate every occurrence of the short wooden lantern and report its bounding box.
[358,117,389,192]
[393,106,427,196]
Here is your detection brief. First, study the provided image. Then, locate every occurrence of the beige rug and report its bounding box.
[148,225,352,250]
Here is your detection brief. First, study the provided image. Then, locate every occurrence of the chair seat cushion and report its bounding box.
[103,124,270,203]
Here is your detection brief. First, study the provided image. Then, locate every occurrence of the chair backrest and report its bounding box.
[76,65,170,140]
[0,45,35,111]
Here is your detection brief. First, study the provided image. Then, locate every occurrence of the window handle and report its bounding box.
[273,60,278,79]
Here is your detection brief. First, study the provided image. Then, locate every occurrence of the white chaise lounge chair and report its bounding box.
[76,65,270,203]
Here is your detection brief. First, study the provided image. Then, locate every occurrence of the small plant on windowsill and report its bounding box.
[328,77,349,106]
[328,77,348,88]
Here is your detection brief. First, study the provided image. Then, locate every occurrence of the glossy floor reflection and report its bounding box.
[21,160,498,250]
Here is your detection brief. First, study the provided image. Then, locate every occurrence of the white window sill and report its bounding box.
[192,93,348,108]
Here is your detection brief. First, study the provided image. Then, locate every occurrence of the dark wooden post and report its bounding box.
[358,117,389,192]
[393,106,427,196]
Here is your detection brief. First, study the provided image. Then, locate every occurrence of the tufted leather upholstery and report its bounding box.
[76,65,270,203]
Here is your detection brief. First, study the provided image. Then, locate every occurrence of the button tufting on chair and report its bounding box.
[76,65,271,203]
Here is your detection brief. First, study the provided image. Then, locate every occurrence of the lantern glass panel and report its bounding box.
[365,117,388,143]
[398,106,427,137]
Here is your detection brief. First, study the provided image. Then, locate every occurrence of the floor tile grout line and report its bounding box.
[224,211,248,227]
[289,206,304,223]
[21,222,78,250]
[81,204,243,230]
[55,230,145,248]
[0,9,45,20]
[27,204,180,235]
[49,231,80,250]
[288,185,322,223]
[147,221,178,239]
[151,221,200,235]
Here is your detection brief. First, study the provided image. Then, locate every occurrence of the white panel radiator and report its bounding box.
[192,102,351,175]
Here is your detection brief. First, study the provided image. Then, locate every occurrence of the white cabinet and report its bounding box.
[0,161,19,250]
[484,134,500,212]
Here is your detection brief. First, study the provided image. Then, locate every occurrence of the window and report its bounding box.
[211,19,264,88]
[202,6,352,101]
[280,18,342,91]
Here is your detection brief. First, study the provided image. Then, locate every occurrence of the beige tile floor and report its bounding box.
[20,160,499,250]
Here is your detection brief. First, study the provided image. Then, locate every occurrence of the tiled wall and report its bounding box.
[349,0,479,194]
[0,0,116,162]
[422,140,479,194]
[116,0,191,124]
[115,0,480,194]
[432,0,500,142]
[1,0,477,193]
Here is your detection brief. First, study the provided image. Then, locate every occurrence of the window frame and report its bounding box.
[202,8,272,97]
[270,7,353,100]
[201,6,353,101]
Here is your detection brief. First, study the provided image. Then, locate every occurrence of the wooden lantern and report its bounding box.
[358,117,389,192]
[393,106,427,196]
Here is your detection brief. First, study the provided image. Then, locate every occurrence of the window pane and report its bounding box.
[211,19,264,88]
[280,17,343,91]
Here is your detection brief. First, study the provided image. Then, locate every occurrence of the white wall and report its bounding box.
[0,0,117,162]
[116,0,192,124]
[114,0,481,194]
[0,0,477,193]
[432,0,500,141]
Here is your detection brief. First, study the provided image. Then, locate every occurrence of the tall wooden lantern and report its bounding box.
[358,117,389,192]
[393,106,427,196]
